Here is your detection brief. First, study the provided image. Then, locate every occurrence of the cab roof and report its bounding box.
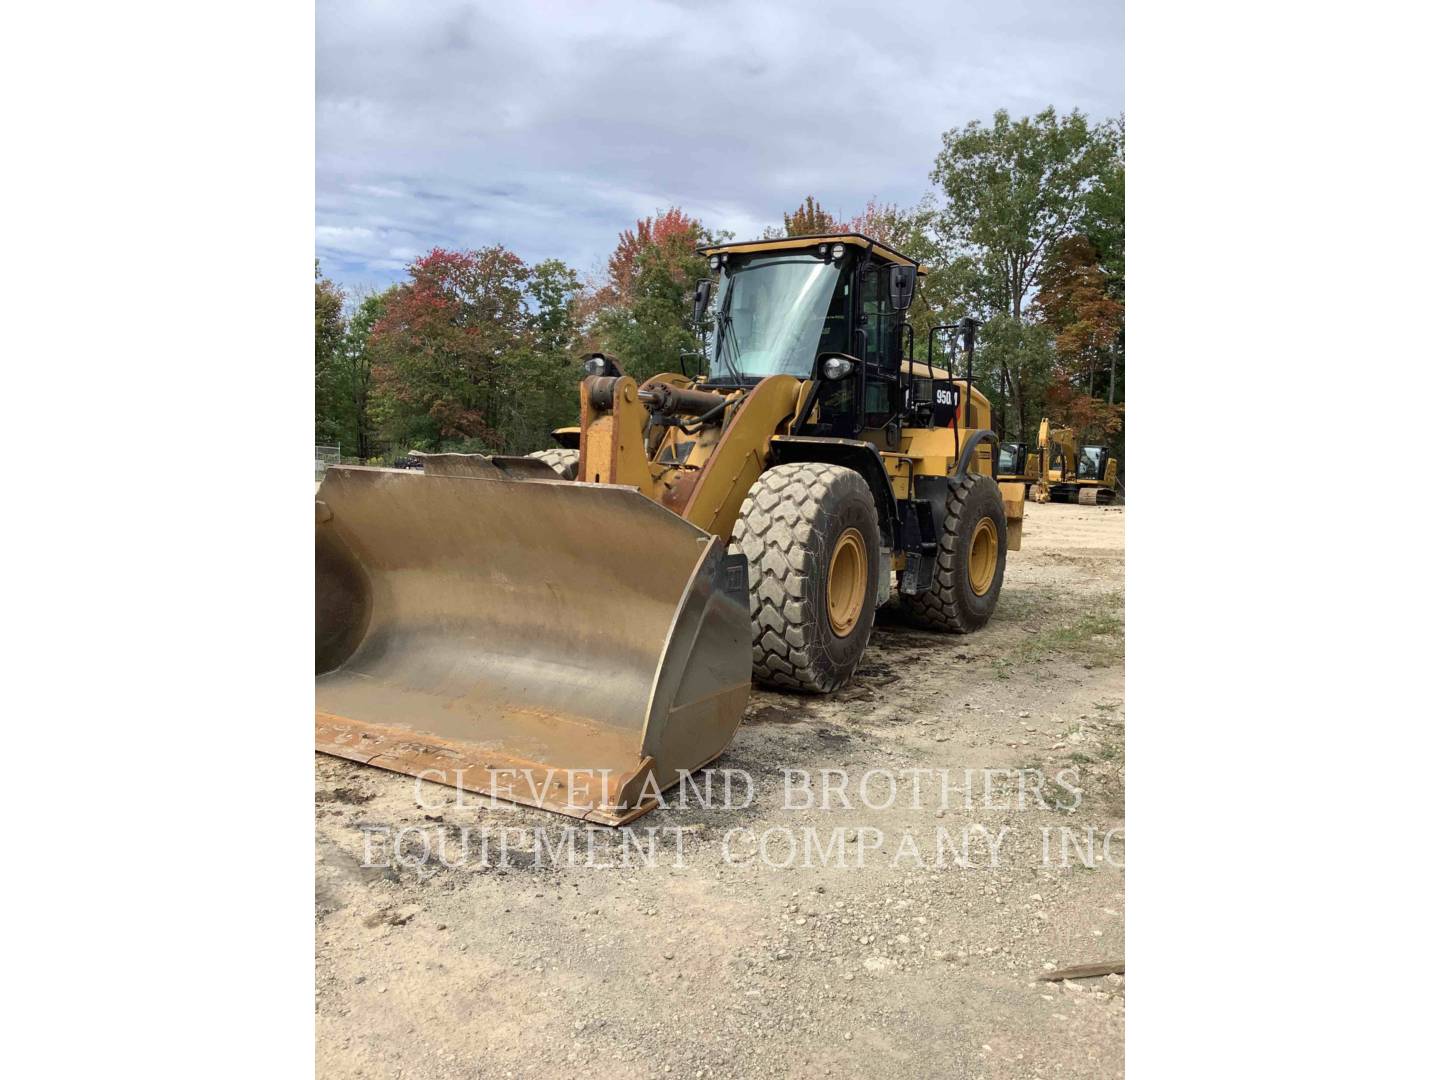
[699,232,928,276]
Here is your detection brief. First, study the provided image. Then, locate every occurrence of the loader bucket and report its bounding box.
[315,465,752,825]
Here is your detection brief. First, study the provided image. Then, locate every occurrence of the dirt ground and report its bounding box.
[315,501,1125,1079]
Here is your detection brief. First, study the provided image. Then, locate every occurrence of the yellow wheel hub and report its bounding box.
[826,528,867,637]
[967,517,998,596]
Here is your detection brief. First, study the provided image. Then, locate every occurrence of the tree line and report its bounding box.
[315,106,1124,462]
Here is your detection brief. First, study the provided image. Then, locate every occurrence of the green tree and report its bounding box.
[504,258,585,452]
[332,289,392,459]
[1081,118,1125,293]
[314,260,347,445]
[930,107,1120,442]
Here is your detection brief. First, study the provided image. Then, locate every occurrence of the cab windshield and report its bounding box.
[709,255,846,380]
[1078,446,1104,479]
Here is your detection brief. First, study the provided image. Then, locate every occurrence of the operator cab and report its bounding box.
[997,442,1024,475]
[697,234,933,441]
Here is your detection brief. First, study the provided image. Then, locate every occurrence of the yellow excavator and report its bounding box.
[996,418,1048,501]
[316,233,1026,823]
[1033,421,1120,505]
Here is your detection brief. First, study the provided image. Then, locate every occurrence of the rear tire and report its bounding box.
[899,473,1007,632]
[526,448,578,480]
[730,463,881,693]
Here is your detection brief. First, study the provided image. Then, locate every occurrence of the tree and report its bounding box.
[371,247,534,452]
[783,195,839,236]
[844,197,924,248]
[1035,237,1124,404]
[593,209,712,382]
[332,289,392,459]
[1081,119,1125,294]
[601,208,704,308]
[362,247,589,457]
[971,316,1053,444]
[314,261,347,445]
[930,107,1120,443]
[510,258,585,450]
[1078,130,1125,422]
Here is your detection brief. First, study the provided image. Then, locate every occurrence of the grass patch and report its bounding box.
[1011,595,1124,667]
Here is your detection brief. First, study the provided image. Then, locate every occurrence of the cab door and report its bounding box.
[857,259,902,434]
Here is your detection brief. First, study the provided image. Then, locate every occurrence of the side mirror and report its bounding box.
[692,279,712,326]
[887,265,917,312]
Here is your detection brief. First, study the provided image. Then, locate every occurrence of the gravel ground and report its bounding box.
[315,501,1125,1078]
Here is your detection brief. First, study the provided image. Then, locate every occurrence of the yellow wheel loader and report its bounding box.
[316,233,1026,823]
[1043,423,1120,505]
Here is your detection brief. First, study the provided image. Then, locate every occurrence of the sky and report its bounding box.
[317,0,1124,294]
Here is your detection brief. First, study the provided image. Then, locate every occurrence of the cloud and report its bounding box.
[317,0,1123,292]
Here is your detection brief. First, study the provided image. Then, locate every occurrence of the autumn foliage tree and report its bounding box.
[370,246,583,455]
[1035,236,1124,434]
[592,208,714,382]
[600,208,701,307]
[783,195,839,236]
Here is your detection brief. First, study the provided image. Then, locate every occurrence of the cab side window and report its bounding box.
[858,265,896,368]
[816,278,850,356]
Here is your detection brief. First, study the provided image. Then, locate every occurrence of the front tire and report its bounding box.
[731,463,882,693]
[899,473,1007,632]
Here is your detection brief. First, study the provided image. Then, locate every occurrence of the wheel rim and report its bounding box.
[826,528,867,637]
[967,518,998,596]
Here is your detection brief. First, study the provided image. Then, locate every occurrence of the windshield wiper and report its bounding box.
[712,308,745,385]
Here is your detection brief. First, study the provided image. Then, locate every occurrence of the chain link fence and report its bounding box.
[315,445,341,481]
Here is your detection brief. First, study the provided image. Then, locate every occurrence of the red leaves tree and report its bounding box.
[589,209,711,382]
[845,198,909,246]
[1034,236,1124,437]
[602,208,703,306]
[371,247,534,448]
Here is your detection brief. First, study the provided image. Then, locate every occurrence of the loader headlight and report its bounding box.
[830,243,845,259]
[709,255,721,270]
[822,357,854,380]
[583,355,608,376]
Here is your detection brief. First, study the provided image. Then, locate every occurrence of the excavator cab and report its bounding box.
[997,442,1023,475]
[1043,426,1120,505]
